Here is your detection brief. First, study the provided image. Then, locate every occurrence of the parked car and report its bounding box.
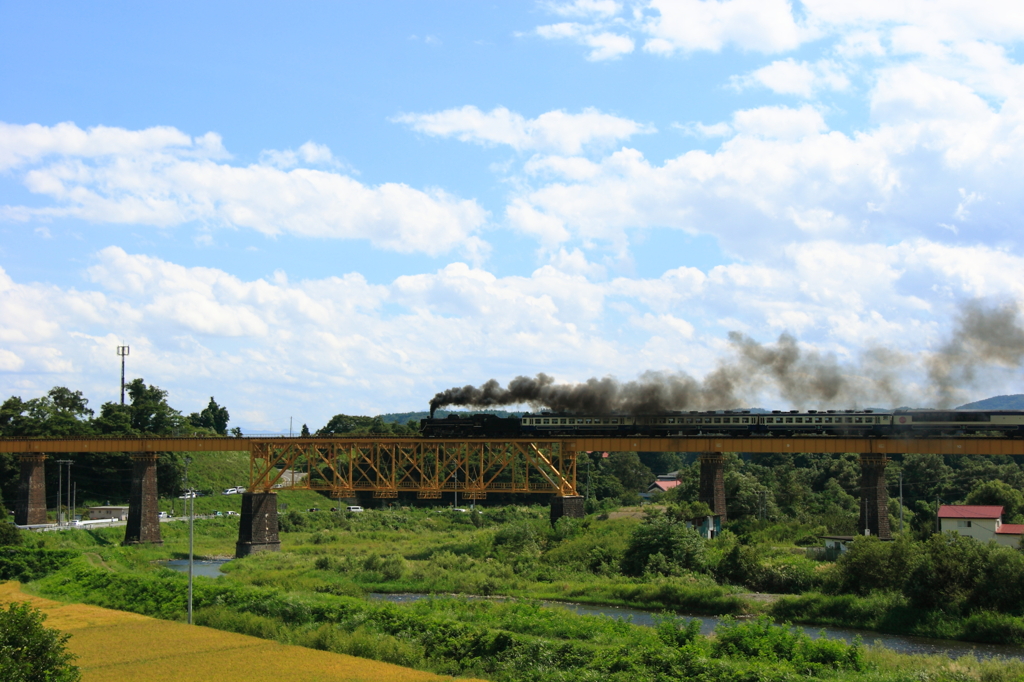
[226,511,239,516]
[222,487,238,495]
[345,506,364,513]
[178,491,196,499]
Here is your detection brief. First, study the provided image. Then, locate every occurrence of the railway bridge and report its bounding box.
[3,435,1022,557]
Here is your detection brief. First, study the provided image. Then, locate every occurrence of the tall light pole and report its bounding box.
[117,345,130,405]
[184,456,194,625]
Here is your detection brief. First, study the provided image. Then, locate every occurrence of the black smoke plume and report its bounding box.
[927,300,1024,406]
[429,299,1024,415]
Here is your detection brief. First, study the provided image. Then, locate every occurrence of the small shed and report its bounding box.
[88,506,129,521]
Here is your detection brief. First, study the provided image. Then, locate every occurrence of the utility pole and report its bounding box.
[55,460,72,526]
[899,469,904,535]
[184,456,194,625]
[585,457,592,502]
[117,345,130,405]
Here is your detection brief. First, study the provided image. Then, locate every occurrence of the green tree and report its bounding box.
[188,397,230,435]
[92,402,135,435]
[834,535,921,595]
[621,506,707,576]
[300,423,310,437]
[907,531,990,613]
[125,379,183,435]
[318,414,377,435]
[0,389,94,438]
[603,451,654,492]
[0,601,80,682]
[965,479,1024,523]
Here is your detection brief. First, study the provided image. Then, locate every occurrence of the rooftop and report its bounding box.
[997,523,1024,535]
[937,505,1004,519]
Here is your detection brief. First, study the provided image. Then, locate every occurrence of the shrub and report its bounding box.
[621,509,707,577]
[362,553,406,581]
[0,601,81,682]
[0,548,78,582]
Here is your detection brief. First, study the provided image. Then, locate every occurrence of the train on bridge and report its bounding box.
[420,409,1024,439]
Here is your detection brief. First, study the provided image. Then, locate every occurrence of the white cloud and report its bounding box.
[534,22,635,60]
[394,106,653,154]
[259,141,342,169]
[642,0,809,54]
[732,58,851,98]
[544,0,622,18]
[4,237,1024,423]
[732,104,829,140]
[0,122,488,257]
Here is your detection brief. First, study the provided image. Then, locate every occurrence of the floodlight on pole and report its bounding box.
[117,345,130,405]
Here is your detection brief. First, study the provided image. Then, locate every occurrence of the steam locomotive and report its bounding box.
[420,409,1024,438]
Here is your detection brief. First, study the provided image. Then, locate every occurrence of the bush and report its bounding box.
[621,509,707,577]
[0,521,20,547]
[362,553,406,581]
[0,601,81,682]
[713,615,864,672]
[0,548,77,582]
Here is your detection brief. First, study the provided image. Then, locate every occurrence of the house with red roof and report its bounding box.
[648,479,681,494]
[938,505,1024,548]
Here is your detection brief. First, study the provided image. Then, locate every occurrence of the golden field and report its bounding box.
[0,582,485,682]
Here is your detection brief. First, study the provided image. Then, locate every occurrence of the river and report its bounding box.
[369,592,1024,661]
[156,561,1024,661]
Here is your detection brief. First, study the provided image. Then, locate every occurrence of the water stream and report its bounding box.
[155,561,1024,661]
[369,592,1024,661]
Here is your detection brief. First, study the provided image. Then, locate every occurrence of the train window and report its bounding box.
[685,418,692,424]
[668,418,675,424]
[711,417,719,424]
[577,419,583,424]
[785,418,793,423]
[585,419,592,424]
[824,417,831,423]
[742,417,749,424]
[815,417,822,423]
[611,419,618,424]
[855,417,862,423]
[795,417,803,423]
[846,418,853,423]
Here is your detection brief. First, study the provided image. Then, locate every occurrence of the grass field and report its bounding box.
[0,581,484,682]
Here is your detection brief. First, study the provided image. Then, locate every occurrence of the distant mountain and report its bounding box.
[956,394,1024,410]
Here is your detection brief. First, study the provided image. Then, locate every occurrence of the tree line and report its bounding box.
[0,382,234,508]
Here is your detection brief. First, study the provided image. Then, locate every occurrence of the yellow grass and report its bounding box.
[1,582,486,682]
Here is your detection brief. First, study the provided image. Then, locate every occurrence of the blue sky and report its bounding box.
[2,1,1024,429]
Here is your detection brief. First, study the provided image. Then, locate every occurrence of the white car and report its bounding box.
[178,491,196,499]
[222,487,238,495]
[345,506,364,513]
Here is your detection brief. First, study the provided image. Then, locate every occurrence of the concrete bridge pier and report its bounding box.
[15,454,48,525]
[124,453,162,545]
[698,453,727,522]
[235,491,281,557]
[550,495,585,525]
[859,454,891,538]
